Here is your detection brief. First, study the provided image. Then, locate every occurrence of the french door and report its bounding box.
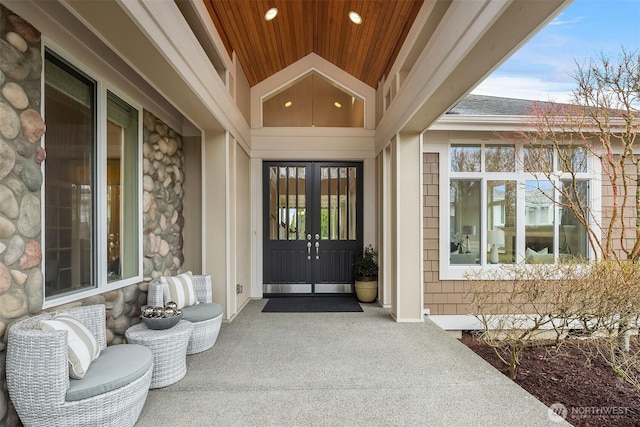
[263,162,363,294]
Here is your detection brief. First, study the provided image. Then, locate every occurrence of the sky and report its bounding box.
[471,0,640,102]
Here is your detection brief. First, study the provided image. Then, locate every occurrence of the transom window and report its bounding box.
[262,72,364,127]
[446,143,590,271]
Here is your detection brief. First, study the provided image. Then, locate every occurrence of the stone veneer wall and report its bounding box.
[0,6,186,426]
[142,110,185,280]
[0,8,45,426]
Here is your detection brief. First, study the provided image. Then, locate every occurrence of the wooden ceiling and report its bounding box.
[204,0,424,88]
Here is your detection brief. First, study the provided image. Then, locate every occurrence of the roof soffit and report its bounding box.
[204,0,424,88]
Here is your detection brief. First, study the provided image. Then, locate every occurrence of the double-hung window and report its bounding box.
[444,142,591,276]
[44,49,141,303]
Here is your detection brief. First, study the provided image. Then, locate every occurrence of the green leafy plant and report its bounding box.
[354,245,378,279]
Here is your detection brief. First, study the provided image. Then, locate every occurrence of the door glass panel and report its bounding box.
[287,167,299,240]
[296,167,306,240]
[330,167,338,240]
[268,167,278,239]
[348,167,357,240]
[339,167,347,240]
[269,166,306,241]
[320,166,358,241]
[320,167,328,239]
[278,167,287,240]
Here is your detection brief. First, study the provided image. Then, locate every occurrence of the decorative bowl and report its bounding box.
[141,313,182,330]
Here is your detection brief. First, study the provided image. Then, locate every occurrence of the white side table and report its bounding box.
[125,320,194,388]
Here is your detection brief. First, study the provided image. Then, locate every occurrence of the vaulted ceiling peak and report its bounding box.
[204,0,424,88]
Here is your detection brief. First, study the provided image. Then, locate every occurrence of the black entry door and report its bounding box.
[263,162,363,294]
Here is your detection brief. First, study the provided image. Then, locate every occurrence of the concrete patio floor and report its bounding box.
[136,299,568,426]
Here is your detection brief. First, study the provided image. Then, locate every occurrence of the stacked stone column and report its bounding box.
[142,110,185,280]
[0,9,45,425]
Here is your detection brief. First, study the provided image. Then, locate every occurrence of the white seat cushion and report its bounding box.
[182,302,223,323]
[66,344,153,401]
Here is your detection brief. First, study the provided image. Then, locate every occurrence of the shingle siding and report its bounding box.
[422,153,472,315]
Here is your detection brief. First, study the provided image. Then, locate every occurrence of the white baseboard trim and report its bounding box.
[427,314,591,331]
[427,315,484,330]
[390,312,425,323]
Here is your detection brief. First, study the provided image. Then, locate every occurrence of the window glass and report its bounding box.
[45,50,142,301]
[263,72,364,127]
[450,180,480,264]
[451,145,481,172]
[559,146,588,173]
[522,146,553,173]
[106,92,139,282]
[44,52,96,297]
[525,180,554,263]
[559,180,588,259]
[487,181,517,264]
[485,144,515,172]
[446,144,592,269]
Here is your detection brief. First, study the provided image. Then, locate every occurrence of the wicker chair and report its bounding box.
[148,274,223,354]
[6,304,153,427]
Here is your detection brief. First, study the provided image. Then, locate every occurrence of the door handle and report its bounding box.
[307,242,312,260]
[315,241,319,259]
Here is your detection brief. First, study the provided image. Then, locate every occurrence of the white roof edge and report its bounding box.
[428,114,531,131]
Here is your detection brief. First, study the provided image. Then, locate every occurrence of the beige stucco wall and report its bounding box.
[235,145,251,312]
[182,135,203,274]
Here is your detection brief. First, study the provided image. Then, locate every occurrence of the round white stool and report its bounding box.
[125,320,194,388]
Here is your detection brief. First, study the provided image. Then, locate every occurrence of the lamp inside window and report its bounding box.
[461,225,476,253]
[487,229,505,264]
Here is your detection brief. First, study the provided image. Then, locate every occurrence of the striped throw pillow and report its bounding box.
[40,314,101,379]
[161,271,199,309]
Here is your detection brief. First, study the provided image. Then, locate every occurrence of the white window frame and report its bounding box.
[42,45,143,309]
[439,139,601,281]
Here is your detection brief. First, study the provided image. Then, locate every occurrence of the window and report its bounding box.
[262,72,364,127]
[106,92,140,282]
[445,143,591,271]
[44,50,140,301]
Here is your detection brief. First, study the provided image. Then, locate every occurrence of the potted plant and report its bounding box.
[354,245,378,303]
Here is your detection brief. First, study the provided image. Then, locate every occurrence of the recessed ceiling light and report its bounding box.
[265,7,278,21]
[284,101,292,108]
[348,11,362,25]
[334,101,342,108]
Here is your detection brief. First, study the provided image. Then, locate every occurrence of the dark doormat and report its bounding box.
[262,295,363,313]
